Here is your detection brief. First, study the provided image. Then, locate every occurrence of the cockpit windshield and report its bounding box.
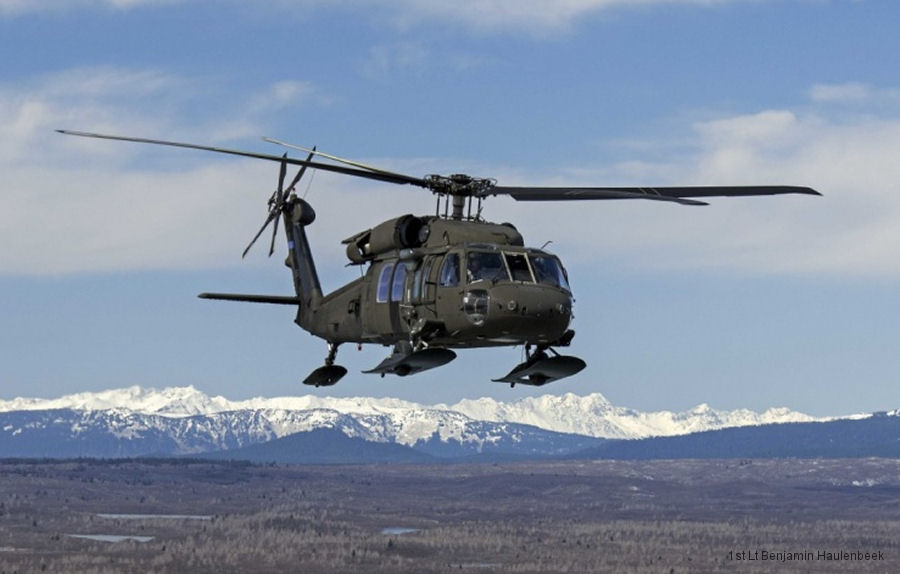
[466,251,506,283]
[530,254,570,290]
[505,253,533,282]
[465,249,570,291]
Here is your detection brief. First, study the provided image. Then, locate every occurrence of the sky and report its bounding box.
[2,0,899,416]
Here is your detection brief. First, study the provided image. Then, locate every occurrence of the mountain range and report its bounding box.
[0,386,894,462]
[0,385,833,438]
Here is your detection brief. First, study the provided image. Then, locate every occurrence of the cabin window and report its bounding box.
[439,253,460,287]
[467,251,507,283]
[411,259,433,303]
[410,265,422,302]
[530,255,570,291]
[376,263,393,303]
[504,253,534,282]
[391,264,407,301]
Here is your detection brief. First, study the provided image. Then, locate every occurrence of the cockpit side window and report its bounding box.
[530,255,570,291]
[376,263,394,303]
[467,251,507,283]
[439,253,460,287]
[504,253,534,282]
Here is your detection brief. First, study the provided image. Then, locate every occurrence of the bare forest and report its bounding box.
[0,458,897,573]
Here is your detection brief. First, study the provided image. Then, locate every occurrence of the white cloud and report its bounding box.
[809,82,872,103]
[0,0,180,16]
[1,162,270,273]
[2,0,756,32]
[682,110,900,276]
[6,66,900,279]
[809,82,900,111]
[372,0,752,33]
[0,65,434,278]
[502,104,900,278]
[0,67,322,154]
[247,81,316,114]
[694,110,801,146]
[361,42,430,79]
[0,67,184,166]
[0,67,331,275]
[0,0,156,16]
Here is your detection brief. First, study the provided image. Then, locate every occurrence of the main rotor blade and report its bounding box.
[492,185,821,205]
[264,137,408,180]
[640,185,821,198]
[57,130,430,188]
[492,186,708,205]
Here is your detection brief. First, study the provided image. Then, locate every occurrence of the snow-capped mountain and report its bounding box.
[443,393,838,439]
[0,387,603,458]
[0,386,892,461]
[0,385,831,440]
[0,385,237,417]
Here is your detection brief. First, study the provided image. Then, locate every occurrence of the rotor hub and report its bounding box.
[425,174,496,198]
[425,174,496,220]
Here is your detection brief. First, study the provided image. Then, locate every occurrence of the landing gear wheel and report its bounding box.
[303,342,348,387]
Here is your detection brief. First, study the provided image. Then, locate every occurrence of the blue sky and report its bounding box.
[2,0,898,416]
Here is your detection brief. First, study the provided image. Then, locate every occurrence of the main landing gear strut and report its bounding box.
[303,332,584,387]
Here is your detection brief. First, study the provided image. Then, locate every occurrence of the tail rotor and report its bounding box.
[242,148,316,258]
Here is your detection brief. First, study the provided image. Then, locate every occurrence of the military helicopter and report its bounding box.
[58,130,820,388]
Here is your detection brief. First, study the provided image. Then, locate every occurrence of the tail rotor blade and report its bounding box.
[285,147,317,194]
[243,210,278,259]
[277,153,287,200]
[268,216,281,257]
[243,149,317,259]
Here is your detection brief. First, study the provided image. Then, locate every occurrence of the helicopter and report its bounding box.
[58,130,821,388]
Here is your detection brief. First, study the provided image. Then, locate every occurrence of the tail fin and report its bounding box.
[283,197,323,313]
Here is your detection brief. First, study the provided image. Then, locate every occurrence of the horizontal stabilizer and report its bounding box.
[198,293,302,305]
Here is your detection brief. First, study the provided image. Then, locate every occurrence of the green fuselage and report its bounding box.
[292,215,574,350]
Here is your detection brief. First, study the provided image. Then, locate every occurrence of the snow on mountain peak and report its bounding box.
[0,385,854,440]
[0,385,231,417]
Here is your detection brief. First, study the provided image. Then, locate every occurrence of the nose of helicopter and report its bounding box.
[463,283,573,344]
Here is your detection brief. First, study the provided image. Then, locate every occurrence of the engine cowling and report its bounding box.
[343,214,430,264]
